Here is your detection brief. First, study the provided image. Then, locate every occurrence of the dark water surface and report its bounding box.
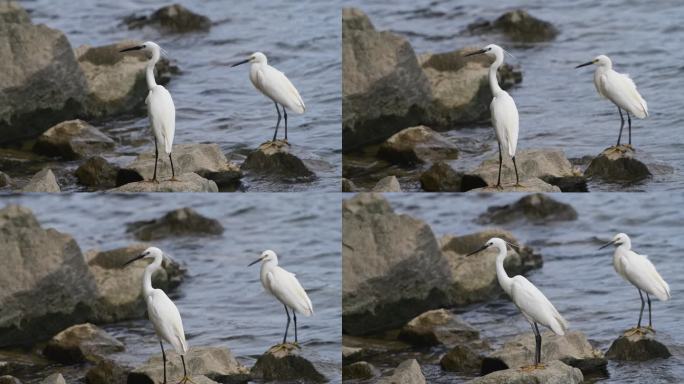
[344,0,684,192]
[0,193,341,383]
[19,0,341,191]
[383,193,684,383]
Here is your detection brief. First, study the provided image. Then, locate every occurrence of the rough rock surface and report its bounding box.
[342,335,412,365]
[441,344,486,373]
[21,168,60,192]
[43,323,124,364]
[75,156,120,189]
[0,172,11,188]
[377,359,425,384]
[250,344,326,383]
[39,374,65,384]
[398,309,480,348]
[482,331,607,375]
[605,330,671,361]
[378,126,459,165]
[111,172,218,192]
[467,360,583,384]
[372,175,402,192]
[126,207,224,241]
[125,4,211,33]
[420,161,463,192]
[85,359,131,384]
[342,193,451,335]
[343,361,377,380]
[0,376,21,384]
[477,193,577,224]
[584,145,652,182]
[33,120,114,160]
[468,178,561,192]
[467,10,559,42]
[241,140,316,180]
[342,178,358,192]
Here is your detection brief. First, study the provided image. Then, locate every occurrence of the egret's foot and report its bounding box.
[513,183,524,188]
[168,177,180,182]
[292,341,302,349]
[624,327,648,337]
[271,342,299,353]
[177,376,196,384]
[519,363,545,372]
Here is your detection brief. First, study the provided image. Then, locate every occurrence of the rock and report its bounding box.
[75,40,176,118]
[21,168,60,192]
[33,119,115,160]
[39,374,65,384]
[0,205,96,346]
[43,323,124,364]
[378,126,459,165]
[125,4,211,33]
[117,143,241,187]
[468,178,561,192]
[86,243,185,323]
[342,335,412,364]
[378,359,425,384]
[342,346,363,365]
[0,2,88,143]
[129,346,248,384]
[605,330,671,361]
[342,8,432,151]
[462,149,578,191]
[440,229,542,306]
[441,344,484,372]
[467,10,559,42]
[584,145,652,182]
[126,207,224,241]
[86,359,130,384]
[342,193,451,335]
[75,156,120,188]
[420,161,463,192]
[372,175,402,192]
[342,178,357,192]
[544,175,588,192]
[241,140,316,180]
[477,194,578,224]
[0,172,11,188]
[483,331,607,375]
[343,361,377,380]
[398,309,480,348]
[0,377,21,384]
[110,172,218,192]
[467,360,583,384]
[250,344,326,383]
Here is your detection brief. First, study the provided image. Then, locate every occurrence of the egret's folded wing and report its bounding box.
[510,276,568,335]
[267,267,313,316]
[623,254,670,301]
[147,86,176,154]
[491,92,519,157]
[148,290,188,354]
[256,66,305,114]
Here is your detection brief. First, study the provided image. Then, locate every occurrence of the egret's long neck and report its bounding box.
[489,55,504,96]
[146,50,160,90]
[495,244,513,294]
[142,254,163,297]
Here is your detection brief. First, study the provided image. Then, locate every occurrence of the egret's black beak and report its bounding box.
[248,256,264,267]
[575,61,594,69]
[231,59,250,67]
[598,240,616,250]
[464,49,487,57]
[123,252,146,267]
[120,46,144,53]
[466,244,489,257]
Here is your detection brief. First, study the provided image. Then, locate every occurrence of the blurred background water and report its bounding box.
[0,193,341,383]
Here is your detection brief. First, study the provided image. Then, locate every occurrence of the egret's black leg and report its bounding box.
[627,113,632,145]
[647,293,652,328]
[637,289,645,328]
[497,142,503,188]
[283,304,291,344]
[617,108,625,146]
[283,106,288,141]
[181,355,187,377]
[533,323,542,366]
[153,139,159,182]
[169,153,176,180]
[273,102,282,142]
[512,156,520,185]
[160,341,167,384]
[293,311,298,343]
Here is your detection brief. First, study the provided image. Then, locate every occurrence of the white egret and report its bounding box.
[468,238,568,369]
[576,55,648,147]
[120,41,177,182]
[599,233,670,335]
[465,44,520,187]
[248,250,313,348]
[124,247,192,384]
[232,52,305,142]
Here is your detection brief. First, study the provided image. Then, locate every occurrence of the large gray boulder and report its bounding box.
[377,359,425,384]
[584,145,652,182]
[21,168,60,192]
[33,119,115,160]
[126,207,224,241]
[467,360,583,384]
[0,2,87,143]
[378,125,459,165]
[466,10,559,42]
[43,323,124,364]
[398,309,480,348]
[342,193,451,335]
[477,194,578,224]
[250,344,327,383]
[605,330,671,361]
[111,172,219,192]
[125,4,211,33]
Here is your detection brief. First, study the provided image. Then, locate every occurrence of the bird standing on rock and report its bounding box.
[232,52,306,143]
[120,41,177,182]
[576,55,648,147]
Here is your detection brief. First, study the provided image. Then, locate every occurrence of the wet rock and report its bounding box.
[605,330,671,361]
[241,140,316,180]
[467,360,583,384]
[0,2,87,143]
[250,344,326,383]
[584,145,652,182]
[86,243,185,323]
[342,8,432,151]
[462,149,578,191]
[342,335,412,364]
[0,172,11,188]
[0,205,95,346]
[468,178,561,192]
[33,119,115,160]
[441,344,484,372]
[86,359,130,384]
[378,126,459,165]
[75,156,120,189]
[483,331,606,375]
[342,193,451,335]
[343,361,377,380]
[129,346,249,384]
[126,207,224,241]
[75,40,176,118]
[378,359,425,384]
[398,309,479,348]
[21,168,60,192]
[420,161,463,192]
[0,376,21,384]
[342,178,358,192]
[440,229,542,306]
[544,175,588,192]
[111,172,218,192]
[478,194,577,224]
[342,346,363,365]
[117,143,241,187]
[39,374,64,384]
[372,175,402,192]
[125,4,211,33]
[43,323,124,364]
[467,10,559,42]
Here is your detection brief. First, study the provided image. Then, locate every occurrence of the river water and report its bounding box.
[343,0,684,192]
[18,0,341,192]
[382,192,684,383]
[0,193,341,383]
